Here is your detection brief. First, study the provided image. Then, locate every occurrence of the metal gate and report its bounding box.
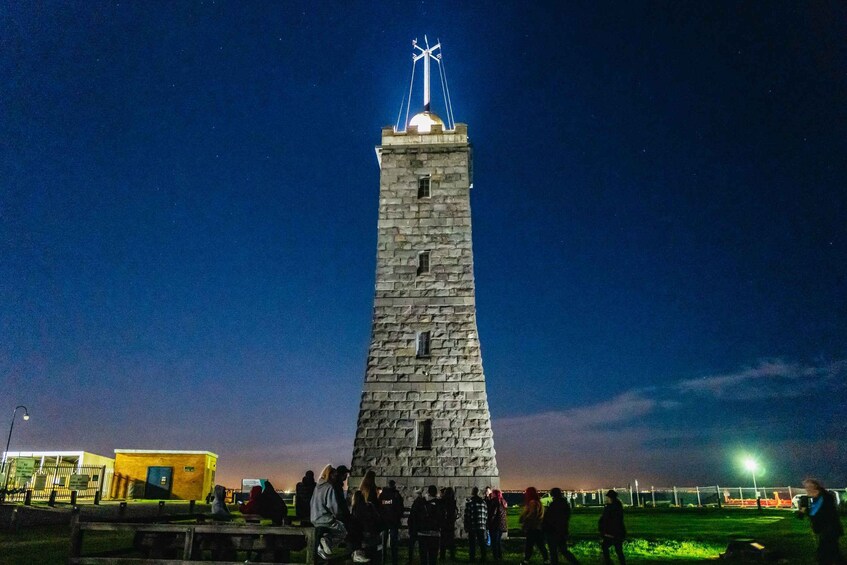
[0,458,107,502]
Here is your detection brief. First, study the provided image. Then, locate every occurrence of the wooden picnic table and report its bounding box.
[68,510,315,564]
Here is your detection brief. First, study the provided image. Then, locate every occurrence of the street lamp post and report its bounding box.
[743,457,760,509]
[2,405,30,474]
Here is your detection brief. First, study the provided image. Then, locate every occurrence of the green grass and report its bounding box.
[0,506,841,564]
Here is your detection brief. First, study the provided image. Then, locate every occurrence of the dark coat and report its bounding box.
[543,497,572,537]
[487,501,508,533]
[808,489,844,538]
[440,495,458,538]
[378,486,405,527]
[295,476,316,520]
[410,495,442,535]
[352,491,383,540]
[259,481,288,526]
[599,499,626,540]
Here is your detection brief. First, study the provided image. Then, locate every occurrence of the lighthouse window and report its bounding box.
[417,251,430,275]
[418,176,431,198]
[416,331,431,358]
[416,419,433,450]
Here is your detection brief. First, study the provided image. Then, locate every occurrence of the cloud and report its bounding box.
[674,359,847,399]
[492,359,847,489]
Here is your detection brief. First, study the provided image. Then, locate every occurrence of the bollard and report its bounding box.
[70,491,77,506]
[24,490,32,506]
[189,500,196,514]
[158,500,166,515]
[94,491,100,505]
[119,501,127,517]
[48,489,57,507]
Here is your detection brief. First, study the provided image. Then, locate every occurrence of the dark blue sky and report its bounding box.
[2,1,845,489]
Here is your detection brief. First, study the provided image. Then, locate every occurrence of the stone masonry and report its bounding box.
[350,121,499,510]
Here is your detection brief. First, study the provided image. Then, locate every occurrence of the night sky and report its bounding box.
[2,2,845,491]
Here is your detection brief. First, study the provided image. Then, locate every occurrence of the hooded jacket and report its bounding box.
[241,485,263,515]
[311,477,350,527]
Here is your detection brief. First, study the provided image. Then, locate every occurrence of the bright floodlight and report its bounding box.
[743,457,758,472]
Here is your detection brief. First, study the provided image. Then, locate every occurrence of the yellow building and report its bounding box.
[110,450,218,501]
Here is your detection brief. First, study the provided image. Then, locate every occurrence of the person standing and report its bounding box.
[353,488,383,561]
[379,480,405,565]
[296,470,317,524]
[519,487,548,565]
[411,485,442,565]
[798,478,844,565]
[598,490,626,565]
[408,489,424,563]
[465,487,489,562]
[487,489,508,561]
[439,487,459,560]
[543,488,579,565]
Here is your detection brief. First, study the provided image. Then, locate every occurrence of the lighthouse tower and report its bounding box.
[350,39,499,504]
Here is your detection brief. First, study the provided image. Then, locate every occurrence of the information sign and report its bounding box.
[69,474,90,491]
[15,458,35,479]
[241,478,266,492]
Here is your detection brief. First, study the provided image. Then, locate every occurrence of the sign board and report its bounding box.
[15,458,35,479]
[34,474,48,490]
[69,474,90,491]
[241,478,266,493]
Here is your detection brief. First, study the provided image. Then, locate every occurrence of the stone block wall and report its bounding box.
[351,123,499,508]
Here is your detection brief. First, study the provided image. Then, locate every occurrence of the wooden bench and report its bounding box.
[68,511,315,564]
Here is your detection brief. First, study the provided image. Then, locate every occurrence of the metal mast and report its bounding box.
[413,36,441,112]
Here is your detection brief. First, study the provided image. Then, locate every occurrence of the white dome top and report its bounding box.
[408,111,444,133]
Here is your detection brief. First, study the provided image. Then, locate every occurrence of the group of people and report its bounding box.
[217,470,843,565]
[302,464,597,565]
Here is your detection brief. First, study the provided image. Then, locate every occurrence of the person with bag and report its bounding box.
[411,485,442,565]
[519,487,548,565]
[487,489,508,561]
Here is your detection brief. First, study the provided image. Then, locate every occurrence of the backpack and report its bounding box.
[418,498,441,532]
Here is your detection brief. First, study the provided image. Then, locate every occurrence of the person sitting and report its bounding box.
[240,485,263,517]
[259,480,288,526]
[210,484,232,521]
[311,464,369,563]
[296,470,317,524]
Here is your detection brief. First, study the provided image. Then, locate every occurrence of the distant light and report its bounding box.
[743,457,758,472]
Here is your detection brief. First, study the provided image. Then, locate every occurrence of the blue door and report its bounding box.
[145,466,173,499]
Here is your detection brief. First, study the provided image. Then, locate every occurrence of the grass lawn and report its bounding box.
[0,506,840,564]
